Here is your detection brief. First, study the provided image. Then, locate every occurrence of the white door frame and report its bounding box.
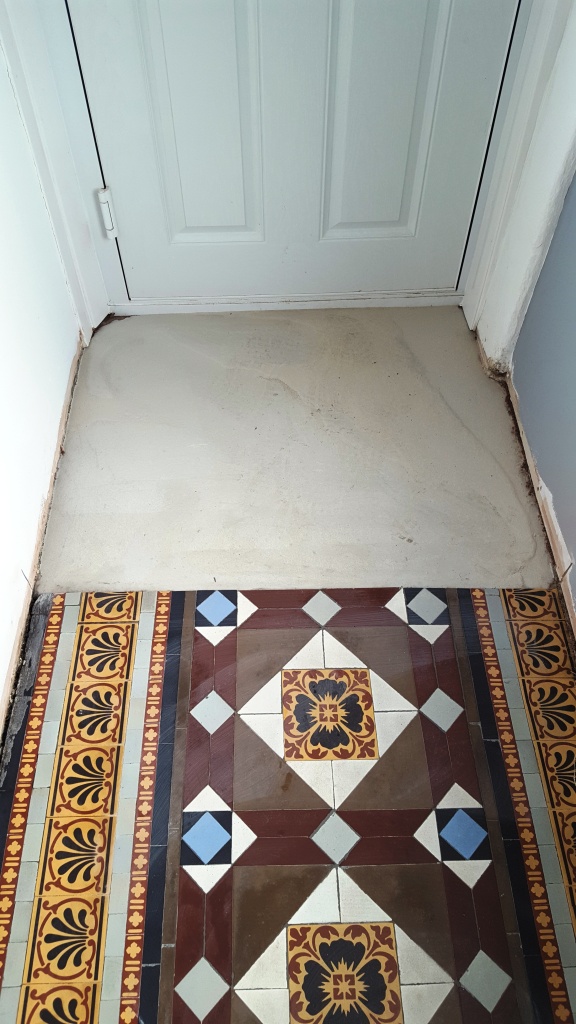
[1,0,574,363]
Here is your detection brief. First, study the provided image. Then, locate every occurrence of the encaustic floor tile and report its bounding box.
[0,588,575,1024]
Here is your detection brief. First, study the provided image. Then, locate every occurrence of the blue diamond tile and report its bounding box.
[183,813,231,864]
[440,809,488,859]
[196,591,236,626]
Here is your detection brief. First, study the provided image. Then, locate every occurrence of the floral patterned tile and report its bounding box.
[281,670,378,761]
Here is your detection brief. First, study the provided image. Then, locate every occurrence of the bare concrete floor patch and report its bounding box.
[38,308,551,591]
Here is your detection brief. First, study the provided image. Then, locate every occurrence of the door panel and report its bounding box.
[67,0,519,301]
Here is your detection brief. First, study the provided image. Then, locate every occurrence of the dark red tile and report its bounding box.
[206,871,233,982]
[183,718,210,806]
[236,837,332,865]
[323,588,400,608]
[490,979,522,1023]
[433,628,466,704]
[236,809,329,837]
[442,865,480,978]
[457,987,491,1024]
[204,989,231,1024]
[214,631,237,708]
[240,590,316,609]
[339,809,430,837]
[190,632,215,708]
[342,836,435,865]
[172,993,201,1024]
[408,630,438,705]
[209,715,234,805]
[325,607,402,628]
[238,608,317,629]
[420,715,454,803]
[446,714,482,802]
[174,870,205,985]
[473,864,512,974]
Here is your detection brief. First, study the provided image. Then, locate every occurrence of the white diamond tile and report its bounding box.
[183,785,230,813]
[338,869,390,923]
[236,929,287,989]
[409,624,448,645]
[237,592,258,626]
[302,591,341,625]
[407,589,447,624]
[311,813,359,863]
[420,689,463,731]
[190,690,234,734]
[459,951,511,1012]
[175,957,229,1019]
[385,590,408,623]
[445,860,491,888]
[289,869,339,924]
[231,813,258,862]
[195,625,236,646]
[182,863,230,893]
[437,783,481,809]
[413,811,440,859]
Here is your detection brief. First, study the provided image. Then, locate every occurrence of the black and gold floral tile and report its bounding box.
[281,669,378,760]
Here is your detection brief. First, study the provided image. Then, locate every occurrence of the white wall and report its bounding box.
[0,36,80,718]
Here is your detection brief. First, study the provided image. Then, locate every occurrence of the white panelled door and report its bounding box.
[67,0,518,303]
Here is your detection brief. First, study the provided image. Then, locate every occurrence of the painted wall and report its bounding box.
[0,37,80,717]
[513,171,576,593]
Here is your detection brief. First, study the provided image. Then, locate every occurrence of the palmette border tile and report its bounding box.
[118,592,171,1024]
[0,595,65,987]
[8,593,142,1024]
[502,587,576,934]
[472,588,573,1022]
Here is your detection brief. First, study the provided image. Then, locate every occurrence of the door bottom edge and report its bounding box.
[109,291,462,315]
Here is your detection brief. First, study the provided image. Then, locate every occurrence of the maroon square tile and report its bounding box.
[206,871,233,982]
[420,715,454,803]
[433,628,466,704]
[446,714,482,802]
[235,809,329,838]
[214,631,237,708]
[209,715,234,805]
[342,836,435,865]
[240,589,317,609]
[236,837,332,865]
[239,607,316,629]
[442,865,480,978]
[339,809,430,837]
[190,632,215,708]
[174,869,205,985]
[472,864,512,974]
[183,718,210,806]
[326,607,402,627]
[408,630,438,705]
[323,588,400,608]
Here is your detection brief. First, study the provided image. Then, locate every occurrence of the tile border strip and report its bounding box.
[502,588,576,933]
[0,595,65,987]
[471,588,573,1023]
[118,592,171,1024]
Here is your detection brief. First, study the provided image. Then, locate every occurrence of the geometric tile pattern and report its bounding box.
[1,587,573,1024]
[472,587,573,1023]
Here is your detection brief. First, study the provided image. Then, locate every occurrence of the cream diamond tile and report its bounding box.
[195,624,236,646]
[385,589,408,623]
[407,588,447,624]
[420,689,463,731]
[445,860,491,888]
[413,811,440,859]
[231,813,258,862]
[302,591,341,626]
[190,690,234,733]
[311,813,359,863]
[175,957,229,1019]
[437,783,481,809]
[182,864,230,894]
[183,785,230,813]
[409,623,448,644]
[237,592,258,625]
[459,950,511,1012]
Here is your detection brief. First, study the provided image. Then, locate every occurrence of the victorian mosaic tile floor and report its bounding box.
[1,587,576,1024]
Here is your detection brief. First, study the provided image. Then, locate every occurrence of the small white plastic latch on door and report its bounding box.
[97,186,118,239]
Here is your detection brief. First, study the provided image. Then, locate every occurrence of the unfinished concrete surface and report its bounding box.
[38,307,551,591]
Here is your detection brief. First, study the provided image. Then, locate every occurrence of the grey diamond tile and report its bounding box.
[459,950,511,1012]
[407,588,446,624]
[311,812,359,863]
[302,591,341,626]
[190,690,234,734]
[420,689,463,732]
[175,957,229,1019]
